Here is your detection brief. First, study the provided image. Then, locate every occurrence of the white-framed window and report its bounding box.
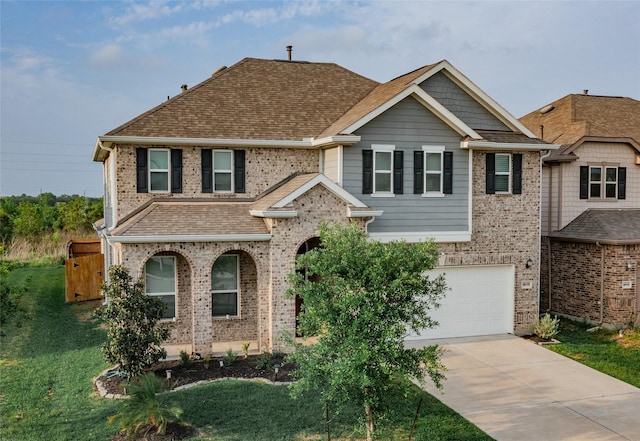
[213,151,233,192]
[373,144,394,196]
[590,166,618,199]
[211,254,239,318]
[422,145,445,196]
[149,149,170,192]
[145,256,176,320]
[494,153,511,193]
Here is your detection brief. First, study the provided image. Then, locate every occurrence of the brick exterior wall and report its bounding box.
[113,145,319,220]
[547,240,639,326]
[106,148,545,351]
[437,150,542,335]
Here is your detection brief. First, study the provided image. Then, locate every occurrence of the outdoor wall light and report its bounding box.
[626,262,636,271]
[526,258,533,269]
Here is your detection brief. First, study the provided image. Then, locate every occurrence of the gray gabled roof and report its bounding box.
[549,209,640,244]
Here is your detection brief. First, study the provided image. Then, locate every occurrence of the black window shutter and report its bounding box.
[579,166,589,199]
[393,150,403,194]
[201,149,212,193]
[170,149,183,193]
[443,151,453,194]
[413,150,423,194]
[362,150,373,194]
[136,147,148,193]
[485,153,495,194]
[512,153,522,195]
[618,167,626,200]
[234,150,246,193]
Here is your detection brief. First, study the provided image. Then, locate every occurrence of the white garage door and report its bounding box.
[406,265,514,340]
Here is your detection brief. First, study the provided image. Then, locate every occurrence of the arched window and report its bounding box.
[145,256,176,319]
[211,254,239,317]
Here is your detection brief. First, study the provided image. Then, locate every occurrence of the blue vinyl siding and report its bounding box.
[343,96,469,234]
[420,72,509,131]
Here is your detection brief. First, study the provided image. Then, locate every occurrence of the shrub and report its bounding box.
[241,342,250,358]
[533,313,560,339]
[224,348,238,366]
[93,265,170,378]
[109,373,183,439]
[179,351,192,367]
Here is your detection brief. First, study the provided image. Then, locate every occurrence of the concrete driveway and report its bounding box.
[407,334,640,441]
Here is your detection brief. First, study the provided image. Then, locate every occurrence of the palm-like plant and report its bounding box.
[109,373,183,439]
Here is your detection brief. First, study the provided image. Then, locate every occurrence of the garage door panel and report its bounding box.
[406,265,514,340]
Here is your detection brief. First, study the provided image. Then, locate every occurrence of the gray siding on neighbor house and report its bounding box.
[342,96,469,234]
[421,72,509,131]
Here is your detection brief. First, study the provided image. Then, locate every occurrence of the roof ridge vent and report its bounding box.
[212,66,227,77]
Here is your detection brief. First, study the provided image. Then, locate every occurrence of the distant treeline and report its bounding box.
[0,193,103,246]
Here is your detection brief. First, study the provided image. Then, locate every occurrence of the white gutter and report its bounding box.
[93,135,361,160]
[347,208,384,218]
[108,234,272,244]
[461,140,560,151]
[249,210,298,218]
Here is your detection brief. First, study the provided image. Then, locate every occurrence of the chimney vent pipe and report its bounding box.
[181,84,188,92]
[583,89,588,95]
[286,45,292,61]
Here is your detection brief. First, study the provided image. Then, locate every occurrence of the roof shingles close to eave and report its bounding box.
[519,94,640,146]
[549,209,640,244]
[111,201,269,237]
[106,58,379,141]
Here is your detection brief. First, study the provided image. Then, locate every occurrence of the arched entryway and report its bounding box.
[294,236,321,337]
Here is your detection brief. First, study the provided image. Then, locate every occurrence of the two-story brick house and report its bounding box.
[93,56,554,355]
[520,94,640,326]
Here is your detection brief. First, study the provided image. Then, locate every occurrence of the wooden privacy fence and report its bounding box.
[65,239,104,303]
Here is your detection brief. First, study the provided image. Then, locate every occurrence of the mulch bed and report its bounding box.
[521,334,558,344]
[97,353,294,397]
[99,354,294,441]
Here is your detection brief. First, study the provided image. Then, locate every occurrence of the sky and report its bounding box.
[1,0,639,197]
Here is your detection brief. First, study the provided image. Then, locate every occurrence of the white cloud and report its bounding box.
[108,0,186,27]
[88,44,127,67]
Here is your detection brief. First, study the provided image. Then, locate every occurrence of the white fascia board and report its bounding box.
[248,210,298,218]
[108,234,272,244]
[311,135,361,147]
[461,140,560,151]
[98,135,318,149]
[411,61,538,138]
[368,231,471,243]
[340,85,481,140]
[347,208,384,218]
[272,174,369,209]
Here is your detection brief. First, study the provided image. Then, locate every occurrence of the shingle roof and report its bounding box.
[106,58,378,141]
[519,94,640,158]
[318,63,438,138]
[111,200,268,237]
[549,209,640,244]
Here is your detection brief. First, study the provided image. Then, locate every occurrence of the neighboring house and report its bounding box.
[93,56,554,355]
[520,94,640,326]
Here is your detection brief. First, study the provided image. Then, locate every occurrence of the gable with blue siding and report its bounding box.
[341,95,470,236]
[420,71,510,131]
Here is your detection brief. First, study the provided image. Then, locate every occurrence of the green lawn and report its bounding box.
[1,265,492,441]
[548,319,640,388]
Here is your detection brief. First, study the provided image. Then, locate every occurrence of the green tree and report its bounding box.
[286,222,448,441]
[94,265,170,378]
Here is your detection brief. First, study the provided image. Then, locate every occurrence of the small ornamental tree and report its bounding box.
[95,265,170,378]
[286,222,448,441]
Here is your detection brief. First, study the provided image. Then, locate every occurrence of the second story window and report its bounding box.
[580,165,626,200]
[149,149,170,192]
[202,149,246,194]
[362,145,403,196]
[136,147,183,194]
[485,152,522,195]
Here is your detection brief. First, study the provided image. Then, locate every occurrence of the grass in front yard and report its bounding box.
[1,266,492,441]
[548,319,640,388]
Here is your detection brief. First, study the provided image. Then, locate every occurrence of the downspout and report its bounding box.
[539,150,552,316]
[95,140,115,290]
[596,241,604,325]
